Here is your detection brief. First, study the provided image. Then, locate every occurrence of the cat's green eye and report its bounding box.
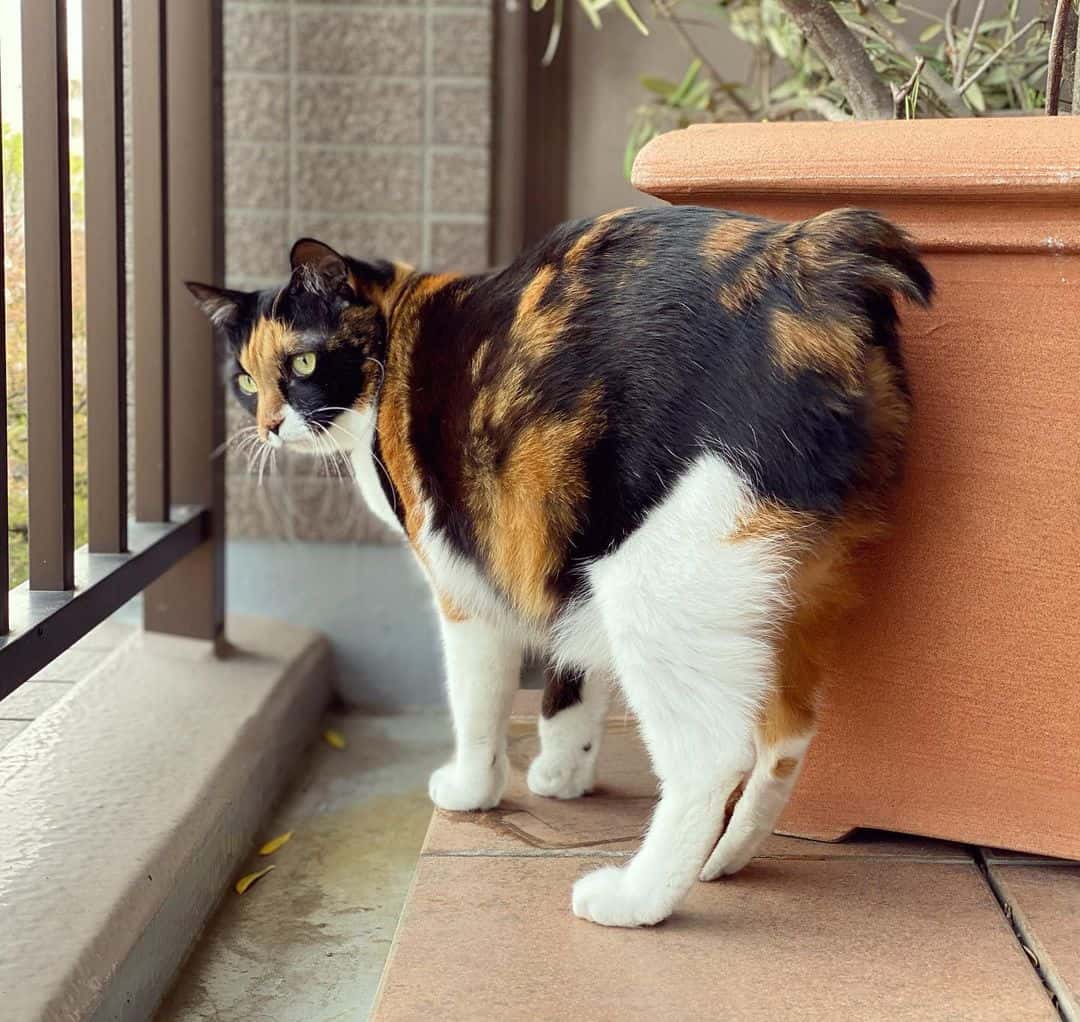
[236,373,257,395]
[292,351,317,378]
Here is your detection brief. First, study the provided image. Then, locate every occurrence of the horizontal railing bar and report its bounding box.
[0,506,209,698]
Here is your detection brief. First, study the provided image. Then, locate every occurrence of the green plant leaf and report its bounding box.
[919,23,942,42]
[669,59,702,105]
[965,80,986,111]
[576,0,602,30]
[640,75,678,97]
[685,79,713,109]
[612,0,649,35]
[541,0,565,64]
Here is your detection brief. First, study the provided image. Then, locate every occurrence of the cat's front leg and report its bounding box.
[428,610,523,812]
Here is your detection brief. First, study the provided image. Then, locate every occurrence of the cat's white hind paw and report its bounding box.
[571,865,670,928]
[527,751,594,800]
[698,843,756,881]
[428,761,505,812]
[699,824,769,881]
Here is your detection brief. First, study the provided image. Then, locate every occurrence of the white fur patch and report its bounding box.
[528,669,611,800]
[428,616,523,811]
[700,730,815,880]
[337,419,796,926]
[571,454,791,926]
[337,407,404,535]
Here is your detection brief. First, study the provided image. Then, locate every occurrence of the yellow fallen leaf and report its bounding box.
[323,728,347,749]
[235,864,275,895]
[258,831,293,856]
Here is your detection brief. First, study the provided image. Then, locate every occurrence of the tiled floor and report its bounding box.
[372,693,1078,1022]
[153,691,1077,1021]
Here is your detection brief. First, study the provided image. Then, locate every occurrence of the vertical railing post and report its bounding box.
[132,0,170,525]
[84,0,128,554]
[22,0,75,592]
[143,0,225,642]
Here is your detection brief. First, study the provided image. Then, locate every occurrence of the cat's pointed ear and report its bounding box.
[290,237,349,296]
[185,282,247,329]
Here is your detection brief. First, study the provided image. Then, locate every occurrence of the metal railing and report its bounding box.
[1,0,225,697]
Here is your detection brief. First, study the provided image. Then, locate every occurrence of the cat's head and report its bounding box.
[186,238,406,451]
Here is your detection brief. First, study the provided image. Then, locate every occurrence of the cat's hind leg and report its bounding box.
[700,623,820,880]
[528,666,611,799]
[571,457,789,927]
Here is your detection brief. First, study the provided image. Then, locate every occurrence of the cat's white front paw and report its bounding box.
[526,750,595,800]
[428,760,505,812]
[571,865,670,927]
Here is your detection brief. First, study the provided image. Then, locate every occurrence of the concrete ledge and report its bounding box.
[0,615,333,1022]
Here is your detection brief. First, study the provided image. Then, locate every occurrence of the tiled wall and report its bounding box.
[221,0,494,540]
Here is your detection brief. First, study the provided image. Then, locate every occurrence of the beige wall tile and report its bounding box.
[432,82,490,146]
[294,78,423,146]
[290,216,423,265]
[224,7,289,73]
[430,149,489,215]
[431,11,492,76]
[226,143,289,210]
[225,75,289,143]
[296,148,423,213]
[226,212,290,280]
[430,219,488,272]
[295,11,424,76]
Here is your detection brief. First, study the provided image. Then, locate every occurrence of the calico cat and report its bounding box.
[188,205,932,928]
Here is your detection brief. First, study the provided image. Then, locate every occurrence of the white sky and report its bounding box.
[1,0,85,134]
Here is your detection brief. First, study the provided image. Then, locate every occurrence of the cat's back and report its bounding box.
[405,205,930,611]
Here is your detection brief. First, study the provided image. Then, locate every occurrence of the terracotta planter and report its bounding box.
[632,117,1080,858]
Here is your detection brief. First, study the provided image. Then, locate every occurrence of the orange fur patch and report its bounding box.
[565,208,630,268]
[731,502,817,544]
[376,273,463,541]
[772,757,799,779]
[508,265,579,363]
[770,308,866,390]
[437,592,469,622]
[471,385,604,621]
[241,318,297,435]
[702,217,760,261]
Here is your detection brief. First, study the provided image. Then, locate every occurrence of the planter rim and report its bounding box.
[632,116,1080,204]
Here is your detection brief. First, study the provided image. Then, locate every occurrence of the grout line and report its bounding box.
[228,208,485,223]
[225,70,488,86]
[287,0,298,243]
[982,856,1079,867]
[973,847,1074,1021]
[424,848,633,859]
[421,0,435,267]
[419,848,982,863]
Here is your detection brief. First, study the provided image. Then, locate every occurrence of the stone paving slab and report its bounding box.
[374,856,1055,1021]
[377,706,1062,1020]
[986,861,1080,1019]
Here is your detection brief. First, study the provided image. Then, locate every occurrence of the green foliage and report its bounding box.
[535,0,1058,177]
